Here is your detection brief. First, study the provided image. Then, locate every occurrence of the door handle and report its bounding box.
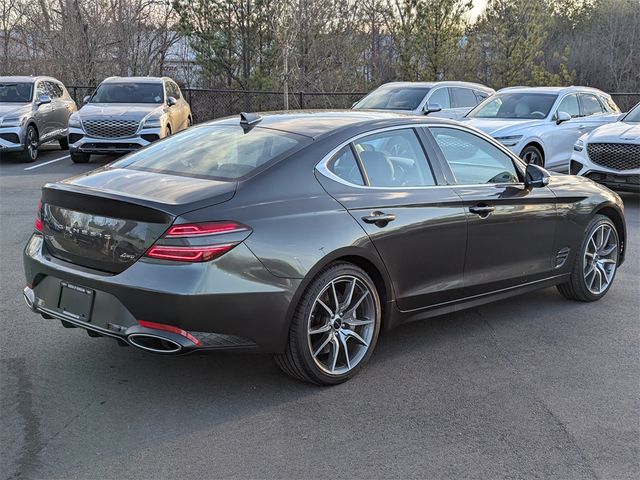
[362,211,396,227]
[469,204,495,217]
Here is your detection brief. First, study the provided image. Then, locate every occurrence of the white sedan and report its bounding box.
[570,102,639,192]
[463,86,620,170]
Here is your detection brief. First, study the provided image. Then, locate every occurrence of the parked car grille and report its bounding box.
[83,120,140,139]
[587,143,640,171]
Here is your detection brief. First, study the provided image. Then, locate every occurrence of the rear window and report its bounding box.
[111,126,307,180]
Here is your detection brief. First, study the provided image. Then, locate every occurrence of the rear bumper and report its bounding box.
[23,234,300,353]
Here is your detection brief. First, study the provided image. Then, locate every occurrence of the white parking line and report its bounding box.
[24,155,71,171]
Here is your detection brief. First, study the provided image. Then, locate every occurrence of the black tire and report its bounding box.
[557,214,619,302]
[165,125,172,137]
[275,262,382,385]
[18,124,38,163]
[520,144,544,167]
[70,152,90,163]
[59,136,69,150]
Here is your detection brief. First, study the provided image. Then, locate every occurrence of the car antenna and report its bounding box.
[240,112,262,132]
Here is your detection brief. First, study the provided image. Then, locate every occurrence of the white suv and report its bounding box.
[570,102,639,192]
[463,86,620,170]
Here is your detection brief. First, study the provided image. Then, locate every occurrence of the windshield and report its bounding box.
[622,103,640,123]
[111,125,307,180]
[90,83,164,104]
[354,86,430,111]
[0,82,33,103]
[468,92,558,119]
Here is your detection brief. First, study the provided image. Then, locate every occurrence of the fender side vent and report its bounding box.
[555,247,571,268]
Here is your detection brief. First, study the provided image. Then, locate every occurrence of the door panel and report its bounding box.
[453,184,558,296]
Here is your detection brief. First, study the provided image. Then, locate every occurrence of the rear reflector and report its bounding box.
[165,221,247,238]
[137,320,202,346]
[35,200,43,232]
[145,244,235,262]
[35,218,43,232]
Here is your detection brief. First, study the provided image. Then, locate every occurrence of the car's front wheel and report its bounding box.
[520,144,544,167]
[70,152,90,163]
[557,214,619,301]
[275,262,382,385]
[18,125,39,163]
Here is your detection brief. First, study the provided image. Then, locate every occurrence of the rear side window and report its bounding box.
[580,94,605,115]
[328,147,365,185]
[451,88,478,108]
[430,127,519,185]
[474,90,489,103]
[352,129,435,187]
[603,96,620,113]
[111,126,306,180]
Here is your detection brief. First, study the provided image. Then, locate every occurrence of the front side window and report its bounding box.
[90,83,164,104]
[451,88,478,108]
[354,86,430,111]
[111,126,306,180]
[468,92,558,119]
[430,127,519,185]
[429,88,451,109]
[352,129,435,187]
[556,94,580,118]
[580,94,605,116]
[0,82,33,102]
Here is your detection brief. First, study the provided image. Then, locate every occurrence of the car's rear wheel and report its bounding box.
[71,152,90,163]
[59,136,69,150]
[557,214,619,301]
[18,125,38,163]
[520,144,544,167]
[275,262,381,385]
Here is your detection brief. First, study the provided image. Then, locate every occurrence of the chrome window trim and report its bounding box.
[315,123,527,190]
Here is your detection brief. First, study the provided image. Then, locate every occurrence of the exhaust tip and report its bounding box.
[23,286,36,310]
[127,333,182,354]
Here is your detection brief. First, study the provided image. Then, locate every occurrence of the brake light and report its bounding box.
[165,221,247,238]
[137,320,202,346]
[35,200,43,232]
[146,244,235,262]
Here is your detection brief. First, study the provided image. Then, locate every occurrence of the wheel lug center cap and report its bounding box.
[333,319,342,330]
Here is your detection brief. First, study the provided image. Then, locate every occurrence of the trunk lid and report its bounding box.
[41,169,237,273]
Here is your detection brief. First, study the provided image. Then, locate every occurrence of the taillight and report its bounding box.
[165,221,247,238]
[35,200,43,232]
[144,221,251,263]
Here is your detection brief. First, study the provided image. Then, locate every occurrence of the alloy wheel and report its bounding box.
[26,127,38,161]
[522,148,542,166]
[307,275,376,375]
[583,224,618,295]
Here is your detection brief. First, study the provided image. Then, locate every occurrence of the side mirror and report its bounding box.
[556,111,571,124]
[83,95,91,104]
[423,103,442,115]
[524,163,550,188]
[37,95,52,106]
[167,96,177,106]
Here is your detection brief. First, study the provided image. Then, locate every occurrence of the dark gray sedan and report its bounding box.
[23,111,627,384]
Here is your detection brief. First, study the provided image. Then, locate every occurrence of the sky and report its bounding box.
[470,0,488,19]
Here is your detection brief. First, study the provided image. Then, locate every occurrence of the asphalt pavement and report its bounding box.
[1,146,639,479]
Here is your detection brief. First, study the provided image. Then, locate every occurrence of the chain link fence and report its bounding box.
[68,87,366,123]
[67,87,639,123]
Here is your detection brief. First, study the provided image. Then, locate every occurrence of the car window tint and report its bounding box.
[428,88,451,109]
[474,90,489,103]
[352,129,435,187]
[430,127,519,185]
[557,94,580,118]
[580,94,605,115]
[469,93,557,119]
[604,96,620,113]
[354,86,430,110]
[111,126,306,180]
[327,146,364,185]
[171,82,182,99]
[451,88,477,108]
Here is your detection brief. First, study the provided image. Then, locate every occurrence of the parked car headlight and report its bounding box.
[494,135,523,147]
[573,139,584,152]
[143,117,162,128]
[1,116,26,128]
[68,115,82,129]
